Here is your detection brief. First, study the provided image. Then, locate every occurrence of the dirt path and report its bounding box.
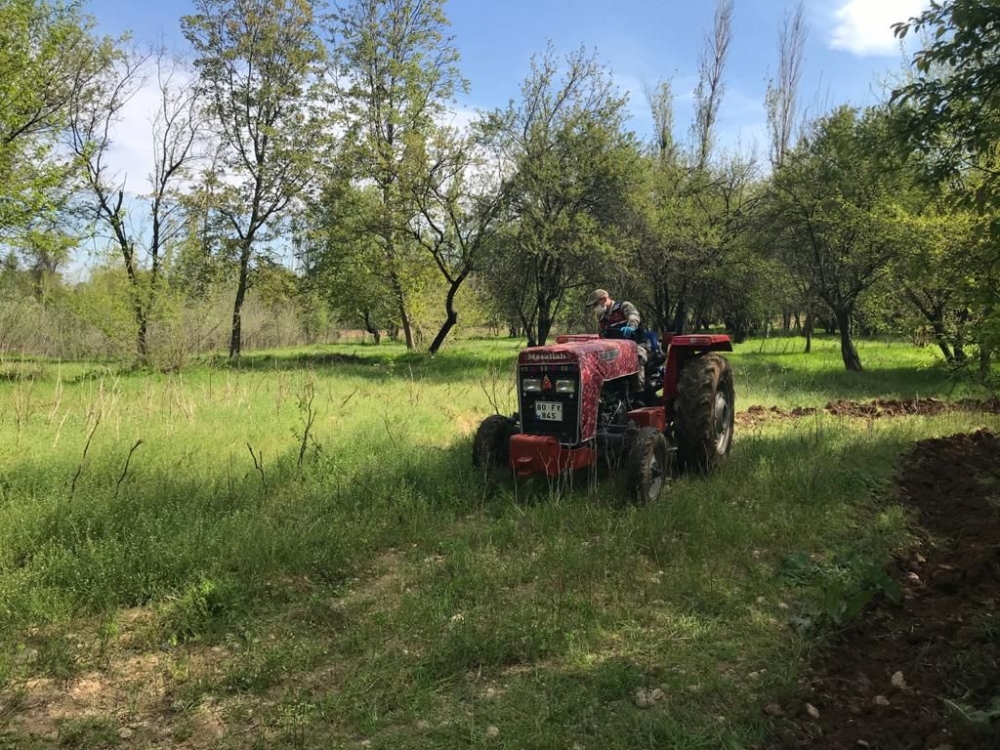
[738,397,1000,427]
[768,430,1000,750]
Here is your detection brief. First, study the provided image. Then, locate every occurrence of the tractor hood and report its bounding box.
[518,336,639,378]
[517,335,639,443]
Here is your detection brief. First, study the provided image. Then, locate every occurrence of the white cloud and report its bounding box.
[104,77,169,192]
[437,103,481,133]
[828,0,929,56]
[102,63,202,196]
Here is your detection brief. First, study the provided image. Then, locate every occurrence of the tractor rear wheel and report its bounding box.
[472,414,516,478]
[624,427,670,504]
[675,353,735,473]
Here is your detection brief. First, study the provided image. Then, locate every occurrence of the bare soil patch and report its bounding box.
[739,398,1000,427]
[767,429,1000,749]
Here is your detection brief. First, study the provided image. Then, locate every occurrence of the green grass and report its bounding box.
[729,335,984,406]
[0,334,996,748]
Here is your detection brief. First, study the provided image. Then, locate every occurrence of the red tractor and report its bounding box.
[472,331,735,503]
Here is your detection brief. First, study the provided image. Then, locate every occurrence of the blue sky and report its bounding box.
[86,0,927,154]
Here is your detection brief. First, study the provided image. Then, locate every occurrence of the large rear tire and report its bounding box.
[472,414,516,479]
[624,427,670,504]
[675,353,735,473]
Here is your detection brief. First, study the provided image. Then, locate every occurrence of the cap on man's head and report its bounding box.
[586,289,609,308]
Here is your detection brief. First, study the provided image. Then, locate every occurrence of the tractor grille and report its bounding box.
[518,365,581,445]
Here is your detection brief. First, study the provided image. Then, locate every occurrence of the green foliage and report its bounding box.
[159,576,243,645]
[783,552,902,631]
[762,106,915,370]
[0,0,73,214]
[62,265,139,360]
[891,1,1000,373]
[52,716,120,749]
[892,0,1000,213]
[478,44,644,344]
[322,0,467,351]
[632,144,770,338]
[0,0,113,243]
[302,178,405,336]
[182,0,329,358]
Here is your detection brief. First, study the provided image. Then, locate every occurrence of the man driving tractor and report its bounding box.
[473,289,735,503]
[586,288,651,388]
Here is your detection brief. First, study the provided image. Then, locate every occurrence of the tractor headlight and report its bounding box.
[522,378,542,392]
[555,379,576,394]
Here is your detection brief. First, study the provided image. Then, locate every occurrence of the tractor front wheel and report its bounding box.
[472,414,516,479]
[624,427,670,504]
[675,353,735,473]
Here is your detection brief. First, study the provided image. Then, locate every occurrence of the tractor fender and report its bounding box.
[661,334,734,402]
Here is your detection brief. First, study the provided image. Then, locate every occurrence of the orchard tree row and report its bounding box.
[0,0,997,373]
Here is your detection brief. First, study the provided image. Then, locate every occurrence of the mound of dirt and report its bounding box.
[738,398,1000,427]
[767,430,1000,750]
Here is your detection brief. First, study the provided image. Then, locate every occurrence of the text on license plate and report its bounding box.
[534,401,563,421]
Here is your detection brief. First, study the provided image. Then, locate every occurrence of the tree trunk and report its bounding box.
[803,310,813,354]
[835,308,862,371]
[362,310,381,345]
[137,315,148,362]
[429,276,467,355]
[114,222,149,364]
[926,306,954,362]
[672,298,687,335]
[537,307,554,346]
[523,319,537,348]
[935,338,954,363]
[124,276,148,362]
[398,303,414,350]
[726,314,751,344]
[904,291,954,363]
[387,272,414,350]
[653,282,672,335]
[228,238,255,360]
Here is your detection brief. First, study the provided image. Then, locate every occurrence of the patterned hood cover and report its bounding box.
[517,337,639,442]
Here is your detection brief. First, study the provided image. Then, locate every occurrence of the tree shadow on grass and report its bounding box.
[734,358,982,403]
[207,346,520,385]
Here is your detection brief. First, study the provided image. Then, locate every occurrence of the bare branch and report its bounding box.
[692,0,733,169]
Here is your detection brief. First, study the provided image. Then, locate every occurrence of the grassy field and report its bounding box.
[0,335,996,749]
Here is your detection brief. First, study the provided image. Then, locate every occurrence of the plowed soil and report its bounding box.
[767,430,1000,750]
[738,398,1000,427]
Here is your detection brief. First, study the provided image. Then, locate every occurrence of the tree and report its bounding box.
[479,44,642,346]
[892,0,1000,212]
[630,0,741,338]
[892,0,1000,377]
[301,173,401,342]
[67,50,204,362]
[894,200,973,362]
[182,0,328,359]
[765,107,910,371]
[765,1,807,171]
[406,125,505,354]
[326,0,466,351]
[692,0,733,171]
[0,0,114,246]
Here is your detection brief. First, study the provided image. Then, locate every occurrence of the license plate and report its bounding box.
[534,401,563,421]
